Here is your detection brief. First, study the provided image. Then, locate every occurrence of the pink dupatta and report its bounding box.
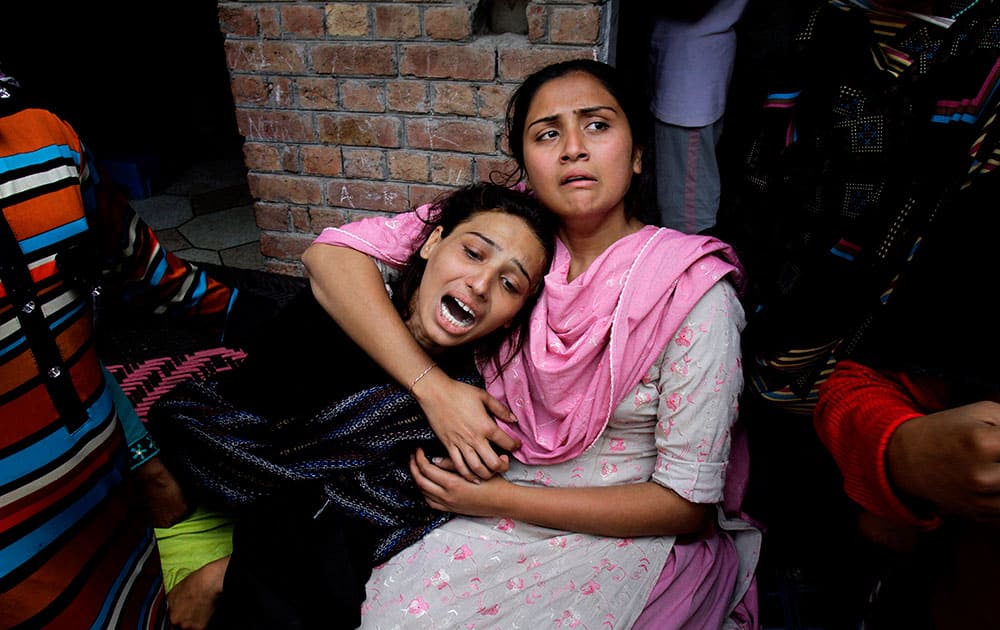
[314,207,744,465]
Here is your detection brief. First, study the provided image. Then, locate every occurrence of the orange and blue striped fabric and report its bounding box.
[0,107,235,628]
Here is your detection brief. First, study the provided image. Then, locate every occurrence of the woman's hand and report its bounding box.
[410,447,512,516]
[303,243,521,482]
[166,556,229,630]
[412,369,521,482]
[888,401,1000,522]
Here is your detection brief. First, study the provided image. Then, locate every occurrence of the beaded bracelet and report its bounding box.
[408,362,437,393]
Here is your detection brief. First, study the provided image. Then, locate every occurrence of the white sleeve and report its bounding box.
[650,280,745,504]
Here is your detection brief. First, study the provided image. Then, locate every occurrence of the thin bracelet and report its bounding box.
[408,362,437,393]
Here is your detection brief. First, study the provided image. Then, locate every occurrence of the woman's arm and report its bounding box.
[410,281,745,537]
[411,449,711,536]
[302,242,520,481]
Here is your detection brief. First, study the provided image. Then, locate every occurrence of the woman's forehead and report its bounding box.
[528,72,619,116]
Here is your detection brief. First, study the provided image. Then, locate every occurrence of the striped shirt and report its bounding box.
[0,107,235,628]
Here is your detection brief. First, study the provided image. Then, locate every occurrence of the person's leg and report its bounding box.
[215,504,376,630]
[654,118,723,234]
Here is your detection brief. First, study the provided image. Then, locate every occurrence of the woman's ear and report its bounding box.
[632,147,643,175]
[420,226,445,260]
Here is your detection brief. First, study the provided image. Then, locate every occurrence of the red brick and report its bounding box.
[225,41,307,74]
[280,146,300,172]
[326,4,369,37]
[318,114,401,148]
[217,5,258,37]
[248,173,324,205]
[478,84,514,119]
[312,43,396,76]
[260,231,314,261]
[374,5,420,39]
[343,148,387,179]
[340,80,386,112]
[400,45,494,81]
[259,8,281,38]
[431,154,473,185]
[264,259,305,277]
[498,46,594,81]
[236,110,314,143]
[297,78,338,110]
[302,145,343,176]
[406,118,497,154]
[476,156,520,184]
[410,184,456,209]
[388,152,430,182]
[527,4,546,42]
[309,207,350,232]
[550,6,600,44]
[425,6,471,41]
[230,75,269,106]
[330,181,410,213]
[291,207,312,232]
[433,83,476,116]
[282,5,325,38]
[243,142,282,171]
[271,77,296,107]
[255,203,291,231]
[387,81,429,113]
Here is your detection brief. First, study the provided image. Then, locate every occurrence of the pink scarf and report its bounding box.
[314,209,744,465]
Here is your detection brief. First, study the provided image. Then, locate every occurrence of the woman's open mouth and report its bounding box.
[440,296,476,329]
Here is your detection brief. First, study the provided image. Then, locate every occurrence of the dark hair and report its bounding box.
[391,181,557,377]
[499,58,655,222]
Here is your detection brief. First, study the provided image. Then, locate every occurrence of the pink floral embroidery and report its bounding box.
[580,580,601,595]
[478,604,500,616]
[506,577,524,591]
[428,569,450,590]
[453,545,473,560]
[555,610,583,627]
[609,438,626,452]
[633,390,654,407]
[665,392,682,411]
[406,596,430,617]
[496,517,515,532]
[601,461,618,477]
[674,326,693,347]
[670,357,691,376]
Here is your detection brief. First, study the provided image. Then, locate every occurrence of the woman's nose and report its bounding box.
[560,128,588,162]
[466,270,490,300]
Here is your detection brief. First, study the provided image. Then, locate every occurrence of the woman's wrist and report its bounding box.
[409,365,449,401]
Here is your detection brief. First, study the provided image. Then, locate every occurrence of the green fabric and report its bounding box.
[154,505,234,592]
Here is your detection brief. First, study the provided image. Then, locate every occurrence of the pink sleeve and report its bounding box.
[312,205,432,268]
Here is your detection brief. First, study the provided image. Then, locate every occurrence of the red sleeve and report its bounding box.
[814,359,946,528]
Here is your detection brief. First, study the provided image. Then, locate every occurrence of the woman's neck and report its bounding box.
[559,215,646,282]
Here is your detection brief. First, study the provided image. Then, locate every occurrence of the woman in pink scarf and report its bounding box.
[303,59,760,629]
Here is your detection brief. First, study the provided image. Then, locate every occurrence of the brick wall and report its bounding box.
[216,1,613,275]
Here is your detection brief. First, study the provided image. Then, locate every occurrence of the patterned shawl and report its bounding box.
[149,370,482,564]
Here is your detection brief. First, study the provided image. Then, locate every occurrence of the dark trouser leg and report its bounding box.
[212,506,376,630]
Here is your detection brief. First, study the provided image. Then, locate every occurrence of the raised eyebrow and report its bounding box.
[526,105,618,131]
[469,231,532,283]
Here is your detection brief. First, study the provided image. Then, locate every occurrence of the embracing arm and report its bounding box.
[412,451,710,536]
[412,280,744,538]
[302,239,520,481]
